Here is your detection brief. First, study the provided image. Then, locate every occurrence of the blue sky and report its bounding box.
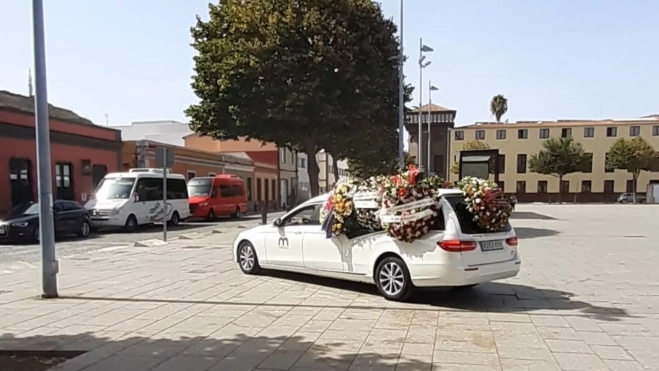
[1,0,657,129]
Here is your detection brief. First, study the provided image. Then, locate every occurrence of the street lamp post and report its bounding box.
[427,82,439,173]
[397,0,405,169]
[417,39,433,172]
[32,0,58,298]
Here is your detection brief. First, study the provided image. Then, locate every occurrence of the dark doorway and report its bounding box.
[92,164,108,188]
[9,158,33,207]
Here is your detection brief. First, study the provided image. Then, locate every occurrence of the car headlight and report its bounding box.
[199,202,208,207]
[110,207,122,216]
[11,222,29,228]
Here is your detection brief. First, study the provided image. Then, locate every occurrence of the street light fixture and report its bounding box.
[397,0,404,168]
[417,38,433,172]
[427,83,439,173]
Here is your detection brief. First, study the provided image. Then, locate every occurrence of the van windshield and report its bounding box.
[444,195,512,234]
[95,178,136,200]
[187,178,212,197]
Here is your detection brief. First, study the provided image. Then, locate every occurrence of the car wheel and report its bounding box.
[33,226,40,243]
[375,256,413,301]
[237,241,261,274]
[231,207,241,219]
[169,211,180,226]
[208,209,215,220]
[78,219,91,238]
[124,215,138,232]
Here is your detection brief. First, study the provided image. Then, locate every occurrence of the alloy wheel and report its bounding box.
[239,245,255,271]
[379,262,405,297]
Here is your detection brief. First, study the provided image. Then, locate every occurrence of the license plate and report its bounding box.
[480,240,504,252]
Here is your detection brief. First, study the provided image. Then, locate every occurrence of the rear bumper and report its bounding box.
[409,254,522,287]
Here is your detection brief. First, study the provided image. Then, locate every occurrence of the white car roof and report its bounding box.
[299,188,463,208]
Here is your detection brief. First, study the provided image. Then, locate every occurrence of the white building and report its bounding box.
[114,120,193,146]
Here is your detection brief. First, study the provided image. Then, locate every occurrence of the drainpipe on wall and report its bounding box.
[325,151,329,192]
[276,147,281,211]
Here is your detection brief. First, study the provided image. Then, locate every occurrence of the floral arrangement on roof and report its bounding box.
[457,176,512,232]
[318,167,510,242]
[378,165,440,242]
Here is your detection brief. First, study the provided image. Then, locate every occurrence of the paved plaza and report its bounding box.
[0,204,658,371]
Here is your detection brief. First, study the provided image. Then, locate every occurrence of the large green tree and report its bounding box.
[347,150,415,179]
[606,137,658,203]
[490,94,508,122]
[528,137,587,203]
[186,0,405,196]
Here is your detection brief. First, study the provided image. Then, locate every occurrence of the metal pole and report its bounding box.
[162,153,167,242]
[32,0,58,298]
[427,81,432,173]
[417,38,424,171]
[397,0,405,169]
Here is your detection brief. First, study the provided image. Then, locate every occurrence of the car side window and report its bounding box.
[53,202,64,213]
[282,205,319,226]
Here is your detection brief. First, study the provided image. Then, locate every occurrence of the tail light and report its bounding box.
[438,240,477,252]
[506,237,518,247]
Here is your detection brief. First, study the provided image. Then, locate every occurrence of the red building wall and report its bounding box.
[0,110,121,216]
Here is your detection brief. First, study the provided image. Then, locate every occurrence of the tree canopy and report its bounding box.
[186,0,407,196]
[528,137,586,202]
[490,94,508,122]
[450,140,491,175]
[606,137,658,201]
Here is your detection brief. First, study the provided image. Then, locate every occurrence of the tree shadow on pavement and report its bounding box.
[0,330,434,371]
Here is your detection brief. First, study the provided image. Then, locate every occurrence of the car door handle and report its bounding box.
[293,231,302,235]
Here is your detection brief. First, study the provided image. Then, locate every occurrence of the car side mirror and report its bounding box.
[273,218,282,227]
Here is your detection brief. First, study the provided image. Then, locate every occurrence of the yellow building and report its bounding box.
[448,116,659,202]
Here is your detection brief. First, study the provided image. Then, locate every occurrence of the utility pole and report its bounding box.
[397,0,405,168]
[417,39,433,172]
[32,0,58,298]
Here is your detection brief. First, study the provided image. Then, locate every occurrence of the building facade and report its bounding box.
[449,117,659,202]
[405,104,457,180]
[316,151,350,193]
[0,91,121,216]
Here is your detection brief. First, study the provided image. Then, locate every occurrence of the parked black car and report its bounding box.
[0,200,92,243]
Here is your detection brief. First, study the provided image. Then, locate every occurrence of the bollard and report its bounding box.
[261,202,268,225]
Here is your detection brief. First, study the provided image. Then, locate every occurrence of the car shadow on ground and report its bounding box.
[514,226,560,239]
[258,270,629,322]
[0,331,434,371]
[0,233,104,246]
[510,211,558,220]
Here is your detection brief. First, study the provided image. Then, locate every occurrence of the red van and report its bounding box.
[187,175,248,219]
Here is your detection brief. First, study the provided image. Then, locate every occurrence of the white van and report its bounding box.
[84,168,191,231]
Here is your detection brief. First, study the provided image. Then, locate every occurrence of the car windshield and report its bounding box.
[94,177,136,200]
[187,178,212,197]
[444,195,512,234]
[10,202,39,216]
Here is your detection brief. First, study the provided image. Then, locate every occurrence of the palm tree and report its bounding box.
[490,94,508,122]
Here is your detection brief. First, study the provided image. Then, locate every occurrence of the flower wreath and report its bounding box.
[379,165,439,243]
[457,176,511,232]
[319,182,357,236]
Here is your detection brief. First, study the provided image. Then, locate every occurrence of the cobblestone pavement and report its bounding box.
[0,204,657,371]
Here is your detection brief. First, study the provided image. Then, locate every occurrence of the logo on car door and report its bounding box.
[278,237,289,248]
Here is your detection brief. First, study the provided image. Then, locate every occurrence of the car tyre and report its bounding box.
[124,215,138,232]
[208,209,216,220]
[237,241,261,275]
[33,226,40,243]
[231,207,241,219]
[78,219,91,238]
[375,256,413,301]
[169,211,181,226]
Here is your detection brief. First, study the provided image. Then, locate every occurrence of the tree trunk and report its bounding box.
[558,174,563,204]
[333,157,340,185]
[304,143,320,197]
[632,171,639,203]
